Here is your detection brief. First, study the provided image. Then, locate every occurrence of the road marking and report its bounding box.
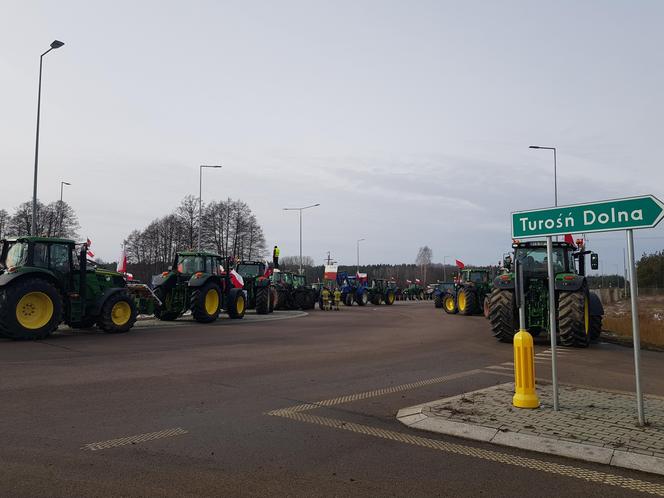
[485,365,512,371]
[267,371,664,495]
[82,427,188,451]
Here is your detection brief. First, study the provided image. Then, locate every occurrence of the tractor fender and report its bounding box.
[493,276,515,290]
[555,275,585,292]
[588,291,604,316]
[188,274,222,288]
[152,272,175,288]
[92,288,128,316]
[0,269,61,291]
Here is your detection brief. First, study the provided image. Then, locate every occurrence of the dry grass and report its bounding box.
[603,295,664,348]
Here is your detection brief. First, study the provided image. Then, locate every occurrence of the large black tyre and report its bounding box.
[356,291,368,306]
[0,278,62,340]
[191,282,222,323]
[97,292,137,333]
[227,288,246,319]
[457,287,478,316]
[488,289,517,342]
[558,290,590,347]
[255,286,270,315]
[434,294,443,309]
[589,315,602,342]
[442,293,457,314]
[153,286,180,321]
[294,291,307,310]
[304,291,316,310]
[370,293,381,305]
[344,293,353,306]
[483,295,490,319]
[385,290,395,305]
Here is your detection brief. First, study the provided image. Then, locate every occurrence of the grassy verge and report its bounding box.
[602,296,664,349]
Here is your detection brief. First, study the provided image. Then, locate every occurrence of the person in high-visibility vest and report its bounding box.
[273,245,280,269]
[321,287,330,311]
[333,288,342,311]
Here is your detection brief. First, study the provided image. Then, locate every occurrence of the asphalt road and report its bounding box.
[1,302,662,497]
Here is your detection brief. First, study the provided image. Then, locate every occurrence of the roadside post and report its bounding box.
[512,195,664,424]
[545,236,559,411]
[512,257,540,409]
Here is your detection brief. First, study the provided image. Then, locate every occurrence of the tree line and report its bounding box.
[0,200,79,239]
[124,196,266,282]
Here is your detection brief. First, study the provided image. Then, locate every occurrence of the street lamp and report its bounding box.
[60,181,71,203]
[283,203,320,274]
[58,181,71,235]
[529,145,558,207]
[198,164,222,251]
[31,39,65,235]
[356,238,365,275]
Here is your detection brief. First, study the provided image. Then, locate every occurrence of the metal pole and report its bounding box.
[60,182,64,203]
[626,229,646,425]
[31,52,48,235]
[546,236,559,410]
[553,148,558,208]
[357,240,360,275]
[299,209,303,275]
[198,166,202,251]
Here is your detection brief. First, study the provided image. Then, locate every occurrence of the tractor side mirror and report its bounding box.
[590,253,599,271]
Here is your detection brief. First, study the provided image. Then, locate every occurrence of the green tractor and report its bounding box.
[367,278,396,305]
[442,269,493,316]
[235,260,276,314]
[271,270,316,310]
[0,237,139,339]
[151,251,245,322]
[487,240,603,347]
[403,280,425,300]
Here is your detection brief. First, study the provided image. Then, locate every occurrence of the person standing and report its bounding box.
[333,287,342,311]
[273,245,280,269]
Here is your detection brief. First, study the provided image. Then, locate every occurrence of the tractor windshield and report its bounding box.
[2,242,28,269]
[467,271,487,283]
[515,246,574,274]
[236,264,263,278]
[177,256,206,274]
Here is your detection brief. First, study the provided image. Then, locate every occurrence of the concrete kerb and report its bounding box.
[397,385,664,477]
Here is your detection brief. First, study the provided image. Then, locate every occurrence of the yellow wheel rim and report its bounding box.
[205,289,220,315]
[458,292,466,311]
[16,291,53,330]
[445,296,455,311]
[584,296,589,335]
[111,301,131,326]
[236,294,245,314]
[387,293,395,304]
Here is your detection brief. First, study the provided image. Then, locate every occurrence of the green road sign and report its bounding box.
[512,195,664,238]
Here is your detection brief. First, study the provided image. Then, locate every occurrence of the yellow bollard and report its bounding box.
[512,329,540,409]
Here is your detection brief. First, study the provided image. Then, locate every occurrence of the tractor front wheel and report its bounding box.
[357,292,368,306]
[0,278,62,340]
[153,287,180,321]
[98,292,137,333]
[558,290,590,348]
[457,288,477,316]
[227,288,246,319]
[442,293,457,314]
[191,282,222,323]
[589,315,603,342]
[488,289,517,342]
[255,287,270,315]
[344,293,353,306]
[434,294,443,308]
[385,291,395,305]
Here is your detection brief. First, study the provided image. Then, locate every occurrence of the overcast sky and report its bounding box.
[2,0,663,275]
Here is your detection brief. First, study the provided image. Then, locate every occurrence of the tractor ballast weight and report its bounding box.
[0,237,139,340]
[367,278,396,305]
[236,260,275,314]
[152,251,245,323]
[487,240,603,347]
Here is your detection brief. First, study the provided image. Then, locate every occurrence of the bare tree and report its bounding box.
[0,209,8,239]
[6,200,78,238]
[415,246,433,283]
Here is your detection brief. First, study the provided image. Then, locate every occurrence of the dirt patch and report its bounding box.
[603,295,664,348]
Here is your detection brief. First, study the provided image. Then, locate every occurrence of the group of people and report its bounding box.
[319,287,342,311]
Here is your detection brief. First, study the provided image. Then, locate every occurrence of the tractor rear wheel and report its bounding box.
[483,295,490,319]
[294,291,307,310]
[357,292,368,306]
[558,290,590,347]
[153,287,180,321]
[370,294,381,305]
[442,293,457,314]
[344,293,353,306]
[0,278,62,340]
[255,287,270,315]
[385,290,395,305]
[457,287,477,316]
[589,315,603,342]
[191,282,222,323]
[227,288,246,319]
[488,289,517,342]
[97,292,137,333]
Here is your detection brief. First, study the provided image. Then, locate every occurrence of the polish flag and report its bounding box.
[117,248,128,273]
[564,234,576,246]
[230,270,244,288]
[455,259,465,269]
[86,238,95,258]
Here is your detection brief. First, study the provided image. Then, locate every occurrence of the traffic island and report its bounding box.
[397,383,664,476]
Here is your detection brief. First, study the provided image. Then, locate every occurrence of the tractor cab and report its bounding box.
[236,261,267,279]
[512,241,576,276]
[172,252,224,278]
[461,269,490,285]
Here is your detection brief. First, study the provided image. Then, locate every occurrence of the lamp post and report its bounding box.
[528,145,557,207]
[356,238,365,275]
[31,40,65,235]
[283,203,320,274]
[58,181,71,236]
[198,164,222,251]
[59,181,71,203]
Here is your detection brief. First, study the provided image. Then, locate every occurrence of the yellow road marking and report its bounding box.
[82,427,188,451]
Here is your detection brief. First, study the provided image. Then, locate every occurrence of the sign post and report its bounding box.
[512,195,664,424]
[545,236,559,411]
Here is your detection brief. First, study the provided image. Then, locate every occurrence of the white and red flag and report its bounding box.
[455,259,465,269]
[229,269,244,288]
[86,238,95,258]
[324,264,338,281]
[117,247,128,273]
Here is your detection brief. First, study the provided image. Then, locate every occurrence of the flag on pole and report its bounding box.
[117,247,128,273]
[324,264,338,281]
[229,269,244,288]
[564,234,575,246]
[86,238,95,258]
[455,259,465,269]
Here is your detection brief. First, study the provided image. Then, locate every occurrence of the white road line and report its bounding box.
[82,427,188,451]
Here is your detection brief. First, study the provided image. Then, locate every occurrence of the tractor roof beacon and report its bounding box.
[0,236,138,339]
[487,240,603,348]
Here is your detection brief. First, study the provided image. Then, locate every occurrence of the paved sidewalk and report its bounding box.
[398,382,664,476]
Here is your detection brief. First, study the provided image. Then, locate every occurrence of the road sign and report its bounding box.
[512,195,664,238]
